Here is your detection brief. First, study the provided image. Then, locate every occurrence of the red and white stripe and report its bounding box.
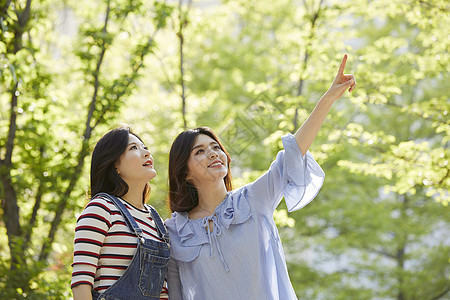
[71,196,168,299]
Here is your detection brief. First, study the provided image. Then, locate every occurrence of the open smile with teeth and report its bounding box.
[208,161,224,168]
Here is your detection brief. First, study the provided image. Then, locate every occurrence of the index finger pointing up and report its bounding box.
[338,54,348,76]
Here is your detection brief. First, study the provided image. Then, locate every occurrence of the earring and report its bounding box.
[116,169,120,175]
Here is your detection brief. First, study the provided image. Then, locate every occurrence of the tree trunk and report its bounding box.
[39,0,111,261]
[178,0,192,130]
[396,194,408,300]
[292,0,323,131]
[0,172,22,269]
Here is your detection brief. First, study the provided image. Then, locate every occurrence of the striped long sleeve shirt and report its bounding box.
[71,195,168,299]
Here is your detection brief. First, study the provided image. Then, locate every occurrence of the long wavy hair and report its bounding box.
[168,127,232,212]
[90,126,150,203]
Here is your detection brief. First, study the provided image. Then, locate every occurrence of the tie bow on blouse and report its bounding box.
[201,214,230,272]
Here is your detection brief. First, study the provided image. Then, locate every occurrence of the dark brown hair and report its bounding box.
[168,127,232,212]
[90,126,150,203]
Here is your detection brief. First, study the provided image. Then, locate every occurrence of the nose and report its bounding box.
[208,148,218,159]
[143,149,150,158]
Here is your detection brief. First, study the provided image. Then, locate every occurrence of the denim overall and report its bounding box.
[91,193,170,300]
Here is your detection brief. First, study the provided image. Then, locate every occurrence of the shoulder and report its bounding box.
[216,189,253,226]
[76,196,117,228]
[88,195,115,210]
[78,195,117,220]
[164,211,186,232]
[145,204,163,219]
[164,212,206,262]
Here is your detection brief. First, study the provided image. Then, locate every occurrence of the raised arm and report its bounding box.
[295,54,356,156]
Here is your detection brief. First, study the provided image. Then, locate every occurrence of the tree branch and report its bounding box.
[38,141,89,261]
[362,246,396,260]
[17,0,32,27]
[85,0,111,139]
[0,0,13,32]
[22,147,45,253]
[292,0,323,131]
[430,286,450,300]
[39,0,112,262]
[414,0,449,13]
[177,0,192,130]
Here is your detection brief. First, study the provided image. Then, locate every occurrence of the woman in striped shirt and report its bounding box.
[71,126,170,300]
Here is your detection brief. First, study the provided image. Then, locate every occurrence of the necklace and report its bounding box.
[197,204,215,215]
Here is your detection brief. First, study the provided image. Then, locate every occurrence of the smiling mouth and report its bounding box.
[208,161,224,168]
[143,160,153,167]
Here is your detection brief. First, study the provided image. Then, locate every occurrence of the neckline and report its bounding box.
[118,197,149,213]
[187,192,230,221]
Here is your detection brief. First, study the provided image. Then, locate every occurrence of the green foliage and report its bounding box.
[145,0,449,298]
[1,0,174,297]
[0,0,448,298]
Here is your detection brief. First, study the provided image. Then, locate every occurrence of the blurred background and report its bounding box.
[0,0,448,298]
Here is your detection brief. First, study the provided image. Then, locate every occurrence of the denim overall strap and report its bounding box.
[91,193,169,300]
[147,205,170,245]
[94,193,144,243]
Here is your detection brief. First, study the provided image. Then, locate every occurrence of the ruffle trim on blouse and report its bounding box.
[281,133,325,212]
[165,190,252,263]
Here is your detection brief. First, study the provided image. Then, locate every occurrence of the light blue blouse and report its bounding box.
[165,133,325,300]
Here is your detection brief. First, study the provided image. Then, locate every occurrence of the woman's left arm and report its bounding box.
[295,54,356,156]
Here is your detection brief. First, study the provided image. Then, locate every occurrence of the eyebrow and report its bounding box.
[128,142,145,147]
[191,141,219,151]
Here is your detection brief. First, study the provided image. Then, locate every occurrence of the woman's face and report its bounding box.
[115,134,156,185]
[187,134,228,185]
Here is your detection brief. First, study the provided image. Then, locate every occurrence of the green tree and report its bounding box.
[0,0,173,297]
[145,0,449,298]
[1,0,448,298]
[283,1,449,298]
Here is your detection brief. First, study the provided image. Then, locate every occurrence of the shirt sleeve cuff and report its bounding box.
[281,133,325,212]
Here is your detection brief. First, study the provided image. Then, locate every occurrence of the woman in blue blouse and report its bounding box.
[165,54,356,299]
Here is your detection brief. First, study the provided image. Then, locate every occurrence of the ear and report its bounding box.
[185,171,196,184]
[114,162,120,174]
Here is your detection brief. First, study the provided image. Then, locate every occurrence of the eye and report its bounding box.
[143,145,148,150]
[130,145,138,150]
[213,145,221,150]
[195,149,205,155]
